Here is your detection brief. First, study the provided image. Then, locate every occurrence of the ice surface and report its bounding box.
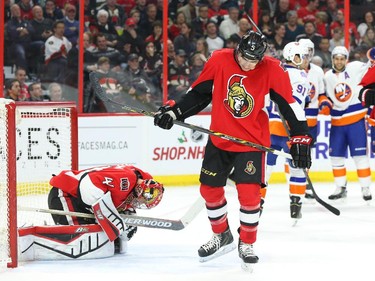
[2,182,375,281]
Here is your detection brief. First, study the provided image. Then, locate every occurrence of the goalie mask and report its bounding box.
[131,179,164,209]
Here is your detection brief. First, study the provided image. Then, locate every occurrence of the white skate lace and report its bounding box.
[201,234,221,252]
[239,243,254,257]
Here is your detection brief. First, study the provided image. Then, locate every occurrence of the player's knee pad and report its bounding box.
[353,155,370,170]
[236,183,261,207]
[200,184,225,203]
[330,156,346,168]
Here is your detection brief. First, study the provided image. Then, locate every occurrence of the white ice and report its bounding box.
[2,182,375,281]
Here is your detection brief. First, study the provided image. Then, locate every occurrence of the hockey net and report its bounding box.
[0,101,78,268]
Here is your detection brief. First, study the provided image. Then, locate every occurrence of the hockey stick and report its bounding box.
[275,106,340,216]
[18,197,205,231]
[89,71,292,159]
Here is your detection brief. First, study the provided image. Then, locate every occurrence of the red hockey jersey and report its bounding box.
[49,165,152,208]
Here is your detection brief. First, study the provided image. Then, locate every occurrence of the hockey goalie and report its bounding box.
[18,165,164,260]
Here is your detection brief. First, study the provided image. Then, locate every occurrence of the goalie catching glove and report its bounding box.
[154,100,183,129]
[289,135,313,169]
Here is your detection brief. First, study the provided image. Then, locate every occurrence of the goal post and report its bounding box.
[0,101,78,269]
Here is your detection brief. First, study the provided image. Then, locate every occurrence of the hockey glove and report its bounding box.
[120,208,138,241]
[359,88,375,107]
[154,100,183,130]
[289,135,313,169]
[318,95,333,115]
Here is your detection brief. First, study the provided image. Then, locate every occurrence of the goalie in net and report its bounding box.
[19,165,164,260]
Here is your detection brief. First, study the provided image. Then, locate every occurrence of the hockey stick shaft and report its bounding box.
[275,106,340,216]
[89,72,292,159]
[19,197,205,231]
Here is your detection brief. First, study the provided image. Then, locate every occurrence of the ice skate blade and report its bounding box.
[292,218,300,227]
[241,261,255,273]
[199,242,236,263]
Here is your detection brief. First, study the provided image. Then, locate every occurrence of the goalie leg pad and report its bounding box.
[18,225,114,260]
[92,192,125,241]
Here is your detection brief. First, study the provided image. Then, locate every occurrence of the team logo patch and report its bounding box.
[244,161,256,175]
[309,82,316,100]
[120,178,130,191]
[334,83,352,102]
[224,74,254,118]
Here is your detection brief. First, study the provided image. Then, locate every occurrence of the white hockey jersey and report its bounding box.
[269,65,311,136]
[324,61,368,126]
[304,62,325,127]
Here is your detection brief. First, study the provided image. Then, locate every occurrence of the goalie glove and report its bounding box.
[289,135,313,169]
[154,100,183,129]
[359,88,375,107]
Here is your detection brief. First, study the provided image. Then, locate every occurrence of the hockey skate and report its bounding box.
[304,189,315,200]
[361,186,372,201]
[290,195,302,222]
[238,239,258,272]
[328,187,347,200]
[198,228,236,262]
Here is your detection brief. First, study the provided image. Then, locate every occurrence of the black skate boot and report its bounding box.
[290,195,302,219]
[238,239,258,272]
[328,187,347,200]
[361,187,372,201]
[198,228,235,262]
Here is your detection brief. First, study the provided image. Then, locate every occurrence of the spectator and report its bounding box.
[43,0,64,21]
[84,0,97,28]
[177,0,198,24]
[329,27,344,52]
[145,20,163,54]
[128,8,141,29]
[19,0,34,21]
[48,82,63,101]
[225,33,240,49]
[315,37,332,71]
[284,10,305,42]
[207,0,227,25]
[138,3,159,39]
[167,49,190,101]
[28,82,50,101]
[30,5,54,43]
[4,79,21,101]
[297,0,319,25]
[194,37,209,59]
[44,20,72,83]
[268,23,288,60]
[357,11,375,38]
[325,0,340,25]
[189,52,205,84]
[134,0,149,27]
[99,0,126,26]
[219,6,240,40]
[359,28,375,49]
[89,9,118,48]
[173,22,196,57]
[259,0,278,19]
[169,11,187,41]
[191,4,210,40]
[14,67,30,101]
[314,11,329,38]
[122,0,136,15]
[205,20,225,53]
[295,21,323,50]
[117,17,145,55]
[6,4,44,73]
[166,39,176,63]
[62,4,80,46]
[88,33,127,71]
[274,0,290,24]
[258,10,274,40]
[329,9,360,49]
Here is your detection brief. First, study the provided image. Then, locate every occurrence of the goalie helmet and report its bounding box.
[298,38,315,60]
[237,31,268,61]
[283,41,309,66]
[131,179,164,209]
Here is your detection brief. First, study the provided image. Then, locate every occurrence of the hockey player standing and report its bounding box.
[324,46,372,201]
[266,41,311,221]
[154,31,312,271]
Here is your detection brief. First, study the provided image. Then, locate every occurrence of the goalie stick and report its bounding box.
[89,71,292,160]
[18,197,205,231]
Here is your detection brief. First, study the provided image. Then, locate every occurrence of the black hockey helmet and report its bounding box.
[237,31,268,61]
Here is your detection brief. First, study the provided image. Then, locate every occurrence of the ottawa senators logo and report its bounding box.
[224,74,254,118]
[334,83,352,102]
[244,161,256,175]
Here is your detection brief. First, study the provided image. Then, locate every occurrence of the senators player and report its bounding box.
[154,31,312,271]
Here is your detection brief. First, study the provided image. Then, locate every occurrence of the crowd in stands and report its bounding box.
[3,0,375,112]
